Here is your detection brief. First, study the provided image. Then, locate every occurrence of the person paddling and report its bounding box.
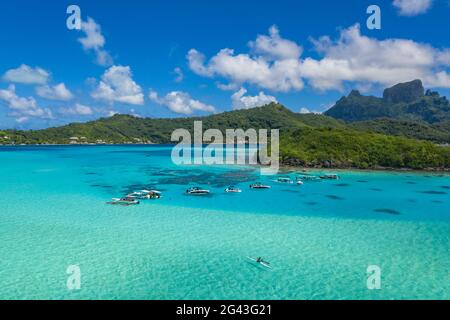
[256,257,270,265]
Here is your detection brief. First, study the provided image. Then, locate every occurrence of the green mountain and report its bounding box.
[325,80,450,124]
[2,103,311,144]
[1,102,449,170]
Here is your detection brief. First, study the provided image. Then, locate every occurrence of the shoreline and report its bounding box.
[278,164,450,175]
[1,143,449,174]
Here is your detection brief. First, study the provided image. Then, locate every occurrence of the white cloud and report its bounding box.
[393,0,433,16]
[15,116,30,124]
[149,90,216,115]
[107,110,119,117]
[2,64,50,85]
[188,48,304,92]
[299,107,311,114]
[59,103,93,116]
[78,17,113,66]
[299,107,321,114]
[187,49,213,77]
[249,25,302,60]
[173,67,184,83]
[302,24,450,90]
[91,65,144,105]
[36,83,74,101]
[0,85,52,120]
[188,24,450,93]
[187,25,304,92]
[231,87,277,110]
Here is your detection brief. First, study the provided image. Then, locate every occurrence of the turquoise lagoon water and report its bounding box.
[0,145,448,299]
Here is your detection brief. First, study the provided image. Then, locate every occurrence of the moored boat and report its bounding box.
[225,186,242,193]
[296,175,320,181]
[274,177,294,184]
[320,174,340,180]
[128,190,162,199]
[186,187,211,195]
[107,196,140,206]
[249,183,271,189]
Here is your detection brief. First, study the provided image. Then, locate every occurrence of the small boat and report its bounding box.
[128,190,162,199]
[320,174,340,180]
[247,257,272,269]
[107,196,140,206]
[297,175,320,181]
[296,180,304,185]
[147,190,162,199]
[249,183,271,189]
[186,187,211,195]
[225,186,242,193]
[275,177,294,184]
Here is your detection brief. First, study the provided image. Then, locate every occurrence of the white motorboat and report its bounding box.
[225,186,242,193]
[186,187,211,195]
[249,183,271,189]
[128,190,162,199]
[108,196,140,206]
[274,177,294,184]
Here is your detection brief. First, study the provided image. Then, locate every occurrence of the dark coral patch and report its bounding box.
[419,191,447,195]
[326,195,344,200]
[374,208,401,215]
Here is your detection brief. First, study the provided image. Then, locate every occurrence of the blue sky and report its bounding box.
[0,0,449,129]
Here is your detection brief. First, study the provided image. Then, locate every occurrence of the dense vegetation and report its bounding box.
[1,103,311,145]
[280,128,450,170]
[348,118,450,144]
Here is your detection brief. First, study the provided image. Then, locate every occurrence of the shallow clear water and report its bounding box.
[0,145,448,299]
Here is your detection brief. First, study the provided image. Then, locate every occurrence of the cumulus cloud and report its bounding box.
[249,25,302,60]
[91,65,144,105]
[302,24,450,90]
[78,17,113,66]
[149,90,216,115]
[187,25,304,92]
[299,107,321,114]
[36,83,74,101]
[0,85,52,121]
[231,87,277,110]
[188,24,450,93]
[2,64,50,85]
[299,107,312,114]
[393,0,433,16]
[59,103,93,116]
